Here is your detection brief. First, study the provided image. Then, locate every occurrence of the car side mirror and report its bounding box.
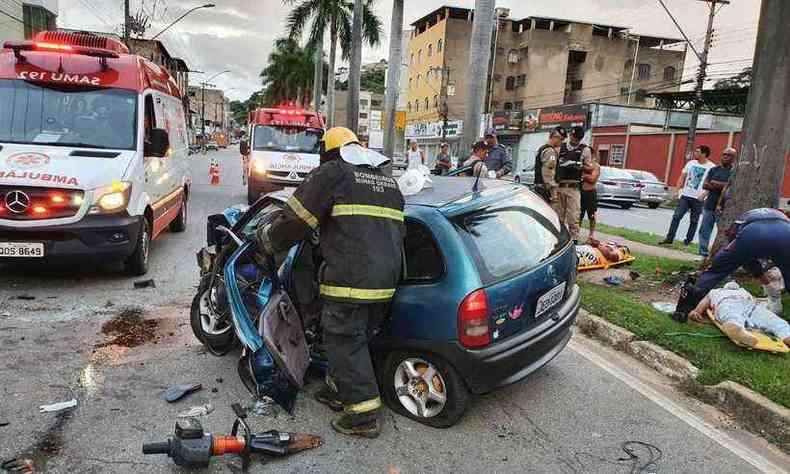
[146,128,170,157]
[240,140,249,155]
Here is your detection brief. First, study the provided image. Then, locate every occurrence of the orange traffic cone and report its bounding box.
[209,159,220,186]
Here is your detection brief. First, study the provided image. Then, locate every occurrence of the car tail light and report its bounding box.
[601,180,618,186]
[458,289,490,348]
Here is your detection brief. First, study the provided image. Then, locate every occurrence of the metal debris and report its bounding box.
[133,279,156,289]
[176,404,214,418]
[39,399,78,413]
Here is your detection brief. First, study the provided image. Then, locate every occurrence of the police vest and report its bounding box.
[557,143,587,182]
[534,144,554,185]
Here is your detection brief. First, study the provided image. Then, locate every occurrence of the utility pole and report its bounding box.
[200,82,215,141]
[463,0,495,152]
[347,0,364,134]
[124,0,131,49]
[383,0,405,157]
[436,66,450,143]
[312,32,324,114]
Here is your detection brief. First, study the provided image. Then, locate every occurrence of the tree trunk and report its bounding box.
[712,0,790,254]
[327,20,338,128]
[383,0,405,158]
[312,29,324,113]
[463,0,495,153]
[347,0,364,133]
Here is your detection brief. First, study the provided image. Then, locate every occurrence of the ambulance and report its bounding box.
[242,105,324,203]
[0,31,191,275]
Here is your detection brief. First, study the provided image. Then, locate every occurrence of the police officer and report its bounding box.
[533,127,566,204]
[257,127,405,438]
[555,126,590,242]
[483,129,512,178]
[673,208,790,321]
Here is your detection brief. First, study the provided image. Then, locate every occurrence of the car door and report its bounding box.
[142,92,166,205]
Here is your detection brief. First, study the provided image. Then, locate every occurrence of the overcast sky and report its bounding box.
[58,0,760,101]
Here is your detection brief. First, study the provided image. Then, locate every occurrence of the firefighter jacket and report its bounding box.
[267,155,406,304]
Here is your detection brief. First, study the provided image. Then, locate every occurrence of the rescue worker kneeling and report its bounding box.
[256,127,405,438]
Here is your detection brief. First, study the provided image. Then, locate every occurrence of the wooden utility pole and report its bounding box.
[347,0,364,134]
[383,0,405,157]
[714,0,790,249]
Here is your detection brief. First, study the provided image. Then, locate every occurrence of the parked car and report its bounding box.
[626,169,670,209]
[205,141,219,151]
[193,177,580,427]
[596,166,641,209]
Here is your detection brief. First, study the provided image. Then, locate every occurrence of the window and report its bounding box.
[359,112,368,119]
[437,39,443,52]
[426,69,432,81]
[418,49,422,63]
[637,63,651,80]
[434,95,439,108]
[505,76,516,90]
[516,74,526,87]
[428,44,433,57]
[620,87,630,97]
[504,102,513,111]
[453,191,569,285]
[570,80,583,91]
[409,77,413,89]
[404,220,444,282]
[415,100,419,112]
[625,59,634,69]
[408,102,412,112]
[252,125,322,153]
[360,99,369,107]
[425,97,429,109]
[417,74,421,87]
[371,100,382,108]
[663,66,676,81]
[359,126,368,134]
[514,101,524,110]
[410,53,414,65]
[507,49,520,64]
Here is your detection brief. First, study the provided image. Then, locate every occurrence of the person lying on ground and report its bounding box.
[688,281,790,348]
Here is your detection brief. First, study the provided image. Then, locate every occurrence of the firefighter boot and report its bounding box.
[314,384,343,412]
[331,409,381,439]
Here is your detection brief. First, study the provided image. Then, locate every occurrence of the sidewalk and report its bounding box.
[581,229,699,262]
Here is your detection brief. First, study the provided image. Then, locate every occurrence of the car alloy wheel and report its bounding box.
[199,286,232,336]
[393,357,448,418]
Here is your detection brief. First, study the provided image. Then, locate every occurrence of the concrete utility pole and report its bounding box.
[383,0,405,157]
[438,66,450,142]
[347,0,364,134]
[714,0,790,249]
[312,32,324,114]
[463,0,496,152]
[124,0,131,49]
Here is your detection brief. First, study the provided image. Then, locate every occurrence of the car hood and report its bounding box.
[0,144,135,190]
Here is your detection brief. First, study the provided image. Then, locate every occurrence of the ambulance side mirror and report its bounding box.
[240,140,249,156]
[146,128,170,158]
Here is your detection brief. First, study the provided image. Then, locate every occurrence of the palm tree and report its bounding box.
[283,0,383,127]
[463,0,495,152]
[260,38,315,107]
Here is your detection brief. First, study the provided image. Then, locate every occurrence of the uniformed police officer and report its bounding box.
[257,127,405,438]
[556,126,591,242]
[533,127,566,206]
[483,129,513,178]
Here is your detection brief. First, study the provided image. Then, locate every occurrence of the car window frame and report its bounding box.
[401,217,446,285]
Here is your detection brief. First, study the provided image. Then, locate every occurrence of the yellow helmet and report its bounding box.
[322,127,359,153]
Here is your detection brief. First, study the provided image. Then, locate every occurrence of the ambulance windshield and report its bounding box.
[0,79,137,151]
[253,125,321,154]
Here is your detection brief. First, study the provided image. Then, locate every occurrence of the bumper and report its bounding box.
[641,193,669,204]
[598,194,639,203]
[0,213,142,260]
[379,285,580,395]
[248,176,302,196]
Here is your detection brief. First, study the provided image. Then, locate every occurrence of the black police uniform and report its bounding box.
[266,154,405,414]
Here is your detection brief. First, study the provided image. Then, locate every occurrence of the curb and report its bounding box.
[574,309,790,453]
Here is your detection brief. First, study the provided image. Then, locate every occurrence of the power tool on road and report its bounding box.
[142,403,322,470]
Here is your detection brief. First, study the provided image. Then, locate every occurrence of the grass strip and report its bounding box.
[585,222,701,255]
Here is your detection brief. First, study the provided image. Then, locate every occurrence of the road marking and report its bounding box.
[570,339,786,474]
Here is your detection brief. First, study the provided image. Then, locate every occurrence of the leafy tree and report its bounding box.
[259,38,315,107]
[335,68,385,94]
[714,67,752,89]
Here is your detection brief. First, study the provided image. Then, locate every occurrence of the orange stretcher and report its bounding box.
[576,242,636,272]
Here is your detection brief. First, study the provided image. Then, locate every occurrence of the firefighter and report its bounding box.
[257,127,405,438]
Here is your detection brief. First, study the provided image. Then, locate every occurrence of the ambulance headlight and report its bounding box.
[251,156,267,175]
[89,181,132,214]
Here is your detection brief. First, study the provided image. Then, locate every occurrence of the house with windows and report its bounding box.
[1,1,58,41]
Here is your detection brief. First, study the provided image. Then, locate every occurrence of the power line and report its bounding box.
[0,7,24,25]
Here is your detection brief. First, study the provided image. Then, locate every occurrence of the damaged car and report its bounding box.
[191,176,580,428]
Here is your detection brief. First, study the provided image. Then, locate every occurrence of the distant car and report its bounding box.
[205,141,219,151]
[596,166,641,209]
[626,169,670,209]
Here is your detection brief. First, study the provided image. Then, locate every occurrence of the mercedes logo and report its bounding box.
[5,190,31,214]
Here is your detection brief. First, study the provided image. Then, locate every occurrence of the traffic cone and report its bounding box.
[209,159,220,186]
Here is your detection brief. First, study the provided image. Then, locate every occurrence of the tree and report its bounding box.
[714,67,752,90]
[283,0,383,127]
[462,0,495,152]
[259,38,315,107]
[335,69,385,93]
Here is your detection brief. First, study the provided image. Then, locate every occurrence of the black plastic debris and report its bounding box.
[134,279,156,289]
[17,295,35,301]
[163,383,202,403]
[0,421,9,427]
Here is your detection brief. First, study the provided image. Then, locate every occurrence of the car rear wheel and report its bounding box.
[620,203,633,209]
[648,202,660,209]
[125,217,151,276]
[380,351,469,428]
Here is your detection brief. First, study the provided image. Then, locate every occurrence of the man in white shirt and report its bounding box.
[406,139,425,170]
[660,145,716,246]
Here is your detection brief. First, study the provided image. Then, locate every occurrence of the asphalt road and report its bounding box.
[596,203,717,245]
[0,149,785,473]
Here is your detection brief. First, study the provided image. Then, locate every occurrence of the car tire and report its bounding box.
[648,202,660,209]
[190,281,235,354]
[380,351,469,429]
[125,217,151,276]
[169,195,188,232]
[620,203,633,210]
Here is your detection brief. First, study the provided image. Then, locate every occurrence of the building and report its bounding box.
[333,90,385,146]
[128,38,190,96]
[1,1,58,41]
[188,86,232,137]
[404,5,687,161]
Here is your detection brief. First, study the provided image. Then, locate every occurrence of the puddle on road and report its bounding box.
[95,308,162,349]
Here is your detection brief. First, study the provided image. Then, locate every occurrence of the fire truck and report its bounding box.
[242,105,325,204]
[0,31,191,275]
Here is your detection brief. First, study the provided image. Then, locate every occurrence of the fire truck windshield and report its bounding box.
[0,79,137,150]
[253,125,321,154]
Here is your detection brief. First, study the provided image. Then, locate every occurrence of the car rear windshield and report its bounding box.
[602,167,636,180]
[453,191,570,285]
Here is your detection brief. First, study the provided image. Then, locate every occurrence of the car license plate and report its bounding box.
[0,242,45,258]
[535,282,566,318]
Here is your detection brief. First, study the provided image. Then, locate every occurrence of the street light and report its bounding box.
[150,4,216,41]
[201,70,231,139]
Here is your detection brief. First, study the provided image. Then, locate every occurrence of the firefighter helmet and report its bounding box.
[323,127,359,153]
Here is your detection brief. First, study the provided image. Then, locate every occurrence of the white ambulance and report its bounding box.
[0,31,191,275]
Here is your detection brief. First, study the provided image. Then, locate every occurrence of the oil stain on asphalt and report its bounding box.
[95,307,161,349]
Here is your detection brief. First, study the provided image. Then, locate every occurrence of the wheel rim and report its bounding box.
[182,200,188,225]
[199,287,232,335]
[393,357,447,418]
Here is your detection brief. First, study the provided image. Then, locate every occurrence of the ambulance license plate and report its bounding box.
[0,242,45,258]
[535,282,566,318]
